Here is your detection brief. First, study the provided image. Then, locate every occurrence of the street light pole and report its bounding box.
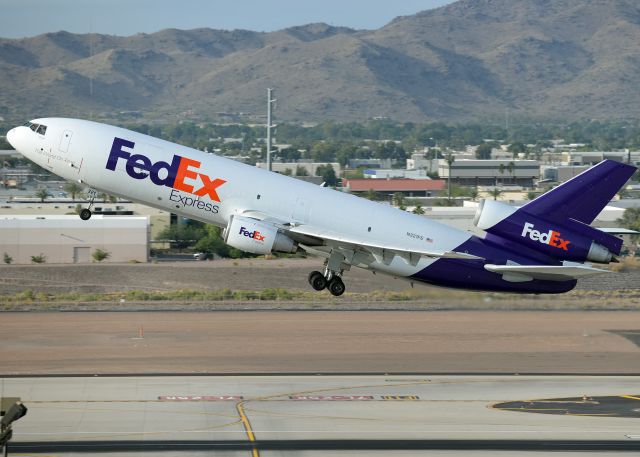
[266,88,276,172]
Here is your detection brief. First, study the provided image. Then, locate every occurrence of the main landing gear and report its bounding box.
[307,250,348,297]
[79,188,98,221]
[308,270,346,297]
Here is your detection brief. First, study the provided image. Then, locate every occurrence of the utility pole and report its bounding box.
[266,88,276,172]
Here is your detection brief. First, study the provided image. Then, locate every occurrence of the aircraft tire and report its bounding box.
[308,271,327,291]
[79,209,92,221]
[328,277,346,296]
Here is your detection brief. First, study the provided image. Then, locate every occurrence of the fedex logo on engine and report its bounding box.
[521,222,570,251]
[106,137,226,202]
[239,226,266,241]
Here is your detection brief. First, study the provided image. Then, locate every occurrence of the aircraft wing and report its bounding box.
[239,210,483,265]
[484,263,609,282]
[287,224,483,265]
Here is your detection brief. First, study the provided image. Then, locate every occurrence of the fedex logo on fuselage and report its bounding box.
[106,137,226,202]
[521,222,570,251]
[239,226,266,241]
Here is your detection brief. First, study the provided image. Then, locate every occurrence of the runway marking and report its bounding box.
[290,395,374,401]
[380,395,420,401]
[236,400,259,457]
[622,395,640,401]
[159,395,243,401]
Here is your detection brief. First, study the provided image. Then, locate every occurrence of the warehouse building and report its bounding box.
[438,159,540,187]
[0,215,149,264]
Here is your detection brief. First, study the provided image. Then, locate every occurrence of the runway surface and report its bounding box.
[3,375,640,455]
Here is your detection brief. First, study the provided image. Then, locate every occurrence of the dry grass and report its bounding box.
[608,256,640,272]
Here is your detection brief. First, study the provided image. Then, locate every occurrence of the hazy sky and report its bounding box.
[0,0,454,38]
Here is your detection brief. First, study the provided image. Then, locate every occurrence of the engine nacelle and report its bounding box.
[223,215,297,255]
[473,199,621,263]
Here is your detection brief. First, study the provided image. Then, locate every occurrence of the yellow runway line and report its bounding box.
[236,401,259,457]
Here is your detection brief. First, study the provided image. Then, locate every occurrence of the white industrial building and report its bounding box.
[438,159,540,187]
[0,215,149,264]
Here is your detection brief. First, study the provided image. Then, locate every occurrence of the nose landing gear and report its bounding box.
[79,208,92,221]
[79,188,98,221]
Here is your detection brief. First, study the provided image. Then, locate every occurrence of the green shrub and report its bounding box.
[31,254,46,264]
[92,249,110,262]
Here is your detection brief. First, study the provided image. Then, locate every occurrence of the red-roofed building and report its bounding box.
[342,178,446,198]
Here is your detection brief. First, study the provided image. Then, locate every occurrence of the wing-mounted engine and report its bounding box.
[474,199,622,264]
[223,215,297,255]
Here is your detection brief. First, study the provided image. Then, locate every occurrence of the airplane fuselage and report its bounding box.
[7,118,593,293]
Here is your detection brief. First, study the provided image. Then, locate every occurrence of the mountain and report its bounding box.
[1,0,640,123]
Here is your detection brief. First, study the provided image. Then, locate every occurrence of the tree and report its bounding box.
[364,189,380,201]
[507,142,526,158]
[310,142,336,162]
[469,188,479,202]
[195,225,254,259]
[489,188,502,200]
[392,192,405,209]
[526,191,538,200]
[507,161,516,184]
[35,188,49,203]
[64,182,84,200]
[3,252,12,264]
[295,165,309,176]
[476,143,493,160]
[157,223,206,249]
[412,204,425,215]
[618,207,640,243]
[316,164,338,187]
[445,152,455,203]
[498,163,506,185]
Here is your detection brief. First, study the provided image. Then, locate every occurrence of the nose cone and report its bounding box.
[6,127,17,149]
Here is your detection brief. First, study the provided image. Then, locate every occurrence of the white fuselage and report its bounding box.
[7,118,472,280]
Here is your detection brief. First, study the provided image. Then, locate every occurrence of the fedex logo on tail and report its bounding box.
[521,222,570,251]
[239,226,266,241]
[106,137,226,202]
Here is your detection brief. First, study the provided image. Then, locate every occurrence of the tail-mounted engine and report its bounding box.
[474,199,622,263]
[223,215,297,255]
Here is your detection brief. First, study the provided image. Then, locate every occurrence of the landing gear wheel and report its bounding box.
[79,208,92,220]
[327,277,346,297]
[308,271,327,291]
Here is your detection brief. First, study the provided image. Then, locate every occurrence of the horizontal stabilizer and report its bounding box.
[485,263,609,282]
[597,227,640,235]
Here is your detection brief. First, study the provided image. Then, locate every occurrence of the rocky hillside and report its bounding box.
[1,0,639,123]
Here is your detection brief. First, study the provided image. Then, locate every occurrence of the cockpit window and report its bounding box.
[25,122,47,135]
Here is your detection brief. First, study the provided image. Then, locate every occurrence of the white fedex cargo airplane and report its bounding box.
[7,118,638,296]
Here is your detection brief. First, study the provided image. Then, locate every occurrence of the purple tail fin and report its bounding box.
[522,160,637,224]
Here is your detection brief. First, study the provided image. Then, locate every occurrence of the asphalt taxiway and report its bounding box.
[3,375,640,455]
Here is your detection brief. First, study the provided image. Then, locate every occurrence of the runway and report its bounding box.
[3,375,640,455]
